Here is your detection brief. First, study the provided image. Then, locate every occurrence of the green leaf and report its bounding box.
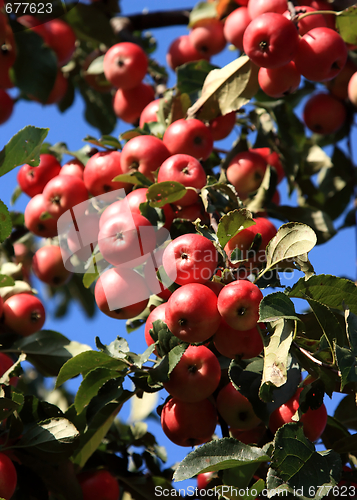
[173,437,270,482]
[113,172,153,187]
[148,344,187,384]
[0,274,15,287]
[261,222,316,280]
[334,394,357,431]
[187,55,259,121]
[336,5,357,44]
[267,423,342,498]
[345,307,357,355]
[259,292,300,323]
[56,351,127,388]
[176,60,218,96]
[83,134,121,150]
[216,208,255,249]
[78,80,117,135]
[64,3,116,47]
[11,29,57,102]
[188,1,218,27]
[147,181,187,208]
[260,319,295,401]
[335,345,357,390]
[10,185,22,206]
[288,275,357,316]
[74,368,123,414]
[0,200,11,242]
[0,125,49,177]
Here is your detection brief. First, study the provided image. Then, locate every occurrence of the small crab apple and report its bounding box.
[303,93,347,135]
[327,58,357,101]
[83,150,129,197]
[163,345,221,402]
[189,18,226,57]
[113,82,155,124]
[42,175,88,220]
[3,293,46,337]
[252,147,284,184]
[124,188,174,233]
[139,99,161,128]
[173,200,209,225]
[223,7,251,52]
[166,35,210,70]
[348,71,357,107]
[248,0,288,18]
[216,382,261,429]
[60,158,85,179]
[269,387,328,442]
[32,245,72,286]
[217,279,263,331]
[24,193,58,238]
[120,135,170,182]
[67,213,100,262]
[0,89,13,124]
[162,233,218,286]
[226,150,267,198]
[294,28,348,82]
[144,247,173,301]
[230,422,267,444]
[165,283,221,343]
[163,119,213,161]
[208,111,236,141]
[0,452,17,500]
[243,13,300,69]
[98,212,156,267]
[94,267,150,320]
[213,319,264,359]
[157,154,207,207]
[283,6,326,36]
[0,352,18,387]
[258,61,301,98]
[144,302,167,349]
[161,397,217,447]
[78,469,120,500]
[103,42,148,90]
[39,19,76,67]
[17,154,62,198]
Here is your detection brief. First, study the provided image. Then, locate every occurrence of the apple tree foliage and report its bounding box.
[2,0,357,498]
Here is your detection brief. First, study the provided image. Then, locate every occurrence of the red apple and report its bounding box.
[32,245,72,286]
[83,151,129,197]
[303,93,346,135]
[223,7,251,52]
[166,35,210,70]
[24,193,58,238]
[213,319,263,359]
[188,19,226,57]
[113,82,155,124]
[17,154,62,198]
[226,150,267,198]
[216,382,262,429]
[78,469,119,500]
[103,42,148,90]
[3,293,46,336]
[163,119,213,161]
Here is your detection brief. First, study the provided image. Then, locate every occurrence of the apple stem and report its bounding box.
[295,9,340,22]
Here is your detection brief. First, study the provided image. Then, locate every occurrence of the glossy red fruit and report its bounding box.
[269,388,328,441]
[163,119,213,160]
[258,61,301,98]
[166,35,210,70]
[165,283,221,342]
[78,469,120,500]
[24,193,58,238]
[230,422,267,444]
[226,150,267,198]
[42,175,88,219]
[17,154,62,198]
[120,135,170,182]
[113,82,155,124]
[0,352,18,387]
[94,267,150,320]
[162,233,218,286]
[103,42,148,89]
[139,99,160,128]
[303,93,346,135]
[60,159,85,179]
[143,247,173,301]
[0,89,13,124]
[208,112,236,141]
[67,213,100,262]
[157,154,207,207]
[348,71,357,107]
[144,302,167,349]
[83,151,129,196]
[3,293,46,337]
[217,279,263,331]
[161,397,217,446]
[294,28,348,82]
[223,7,251,51]
[243,13,299,68]
[163,345,221,402]
[32,245,72,286]
[188,19,226,57]
[252,147,284,184]
[248,0,288,18]
[0,452,17,499]
[40,19,76,67]
[98,212,156,267]
[213,319,263,359]
[283,5,326,36]
[217,382,261,429]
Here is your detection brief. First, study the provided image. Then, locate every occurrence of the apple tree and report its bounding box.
[1,0,357,498]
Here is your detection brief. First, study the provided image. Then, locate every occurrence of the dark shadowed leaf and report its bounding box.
[259,292,300,323]
[0,200,11,242]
